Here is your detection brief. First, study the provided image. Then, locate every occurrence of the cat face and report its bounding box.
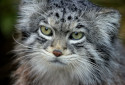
[20,5,89,67]
[15,0,121,84]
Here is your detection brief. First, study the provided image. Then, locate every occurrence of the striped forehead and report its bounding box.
[45,9,80,31]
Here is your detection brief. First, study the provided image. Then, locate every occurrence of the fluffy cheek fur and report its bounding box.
[15,35,103,85]
[25,53,94,85]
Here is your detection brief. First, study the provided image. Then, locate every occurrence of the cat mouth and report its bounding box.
[50,59,66,65]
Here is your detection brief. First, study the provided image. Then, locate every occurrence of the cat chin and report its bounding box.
[50,59,67,66]
[45,59,69,69]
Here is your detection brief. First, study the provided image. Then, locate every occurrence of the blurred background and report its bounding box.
[0,0,125,85]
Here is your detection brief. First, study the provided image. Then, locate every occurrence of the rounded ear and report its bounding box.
[95,8,121,43]
[97,8,121,29]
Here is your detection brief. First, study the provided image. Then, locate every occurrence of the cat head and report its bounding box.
[15,0,121,84]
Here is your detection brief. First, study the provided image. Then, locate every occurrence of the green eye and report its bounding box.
[70,32,84,40]
[40,26,52,36]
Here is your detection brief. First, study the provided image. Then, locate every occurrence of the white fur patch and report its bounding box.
[69,36,86,44]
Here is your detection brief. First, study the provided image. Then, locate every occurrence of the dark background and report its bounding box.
[0,0,125,85]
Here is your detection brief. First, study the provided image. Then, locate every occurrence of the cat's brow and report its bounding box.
[76,25,85,28]
[75,25,89,32]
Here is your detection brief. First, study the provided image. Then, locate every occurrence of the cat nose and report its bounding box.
[53,50,63,57]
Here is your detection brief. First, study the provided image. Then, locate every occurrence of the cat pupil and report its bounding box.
[74,32,78,35]
[45,27,48,31]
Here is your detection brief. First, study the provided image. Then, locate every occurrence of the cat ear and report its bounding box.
[95,8,121,43]
[96,8,121,30]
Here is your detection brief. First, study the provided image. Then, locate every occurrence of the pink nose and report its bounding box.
[53,50,63,57]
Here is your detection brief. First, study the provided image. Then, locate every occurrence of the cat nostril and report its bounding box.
[53,50,63,57]
[51,44,54,47]
[63,47,67,50]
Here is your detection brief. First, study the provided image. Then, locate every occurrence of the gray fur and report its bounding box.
[13,0,125,85]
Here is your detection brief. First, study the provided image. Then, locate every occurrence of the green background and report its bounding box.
[0,0,125,85]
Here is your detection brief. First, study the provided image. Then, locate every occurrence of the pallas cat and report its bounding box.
[12,0,125,85]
